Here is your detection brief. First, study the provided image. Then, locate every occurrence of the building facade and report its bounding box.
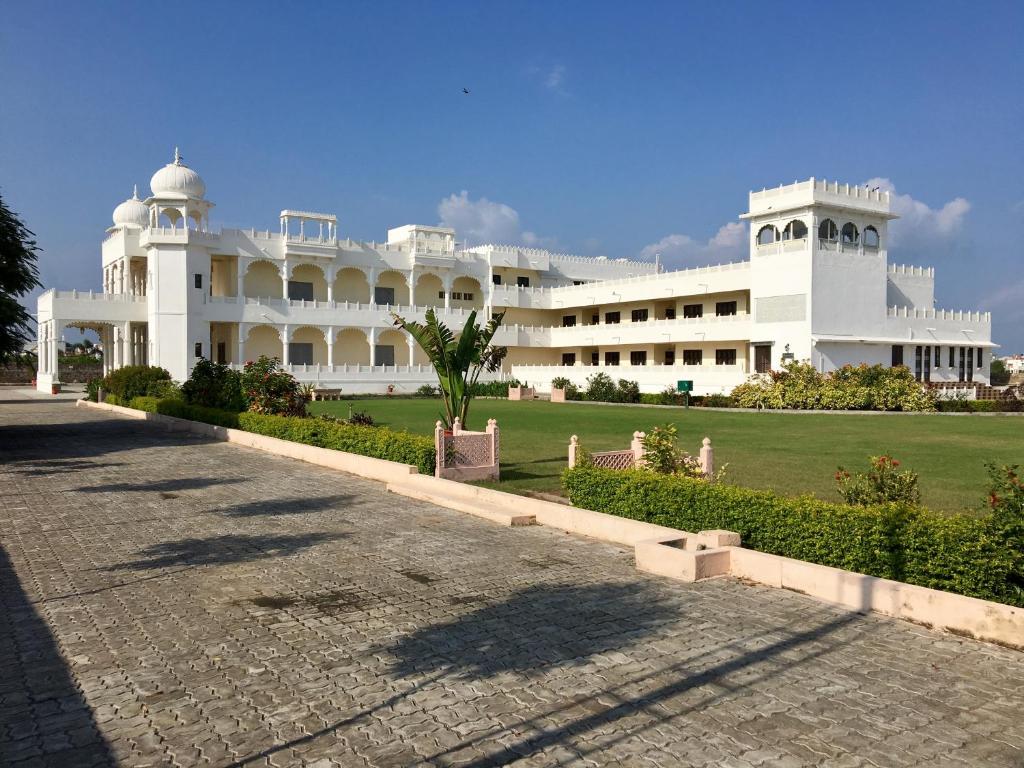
[36,153,995,395]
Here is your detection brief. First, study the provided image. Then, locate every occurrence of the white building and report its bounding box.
[36,153,995,395]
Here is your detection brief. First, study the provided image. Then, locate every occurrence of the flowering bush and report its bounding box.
[182,358,246,411]
[240,356,308,416]
[835,455,921,506]
[731,362,936,411]
[640,424,726,481]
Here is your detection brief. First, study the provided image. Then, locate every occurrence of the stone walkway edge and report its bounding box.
[80,398,1024,650]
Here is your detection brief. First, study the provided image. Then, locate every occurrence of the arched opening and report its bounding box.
[334,328,370,365]
[414,273,444,307]
[244,260,283,299]
[375,329,408,367]
[159,207,182,229]
[451,276,484,309]
[841,222,859,245]
[374,270,410,306]
[818,219,838,242]
[246,325,283,361]
[188,210,203,231]
[756,225,779,245]
[333,268,370,304]
[781,220,808,240]
[863,226,880,248]
[289,326,327,365]
[289,264,327,301]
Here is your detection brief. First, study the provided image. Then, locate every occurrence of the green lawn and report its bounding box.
[309,398,1023,513]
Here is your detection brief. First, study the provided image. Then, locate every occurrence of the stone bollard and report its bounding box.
[631,431,646,468]
[434,420,446,477]
[699,437,714,479]
[486,418,500,469]
[568,435,579,468]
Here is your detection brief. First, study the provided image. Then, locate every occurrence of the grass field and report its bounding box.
[309,398,1023,513]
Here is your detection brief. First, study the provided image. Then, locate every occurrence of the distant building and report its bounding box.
[35,153,995,394]
[1000,355,1024,374]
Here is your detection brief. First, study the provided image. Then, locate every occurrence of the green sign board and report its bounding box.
[676,380,693,393]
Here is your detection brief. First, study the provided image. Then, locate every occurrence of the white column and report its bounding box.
[281,264,290,300]
[237,261,246,299]
[51,322,63,381]
[443,275,451,310]
[326,267,335,303]
[327,326,335,367]
[237,324,246,366]
[37,323,47,375]
[369,328,378,367]
[408,337,416,365]
[112,325,122,370]
[281,325,290,366]
[407,268,415,308]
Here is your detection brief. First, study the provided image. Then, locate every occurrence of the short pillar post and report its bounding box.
[699,437,714,479]
[486,418,499,467]
[452,417,462,436]
[568,435,579,469]
[631,431,646,468]
[434,420,446,477]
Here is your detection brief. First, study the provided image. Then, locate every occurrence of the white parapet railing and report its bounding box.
[887,306,991,323]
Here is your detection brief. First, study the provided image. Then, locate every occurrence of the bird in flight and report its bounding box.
[462,87,470,94]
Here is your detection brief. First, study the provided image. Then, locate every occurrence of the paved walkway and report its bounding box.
[1,393,1022,768]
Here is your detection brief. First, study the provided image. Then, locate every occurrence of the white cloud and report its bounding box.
[544,64,566,91]
[437,191,556,248]
[639,222,747,268]
[864,177,971,245]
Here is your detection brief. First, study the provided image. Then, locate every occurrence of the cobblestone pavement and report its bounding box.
[1,395,1023,768]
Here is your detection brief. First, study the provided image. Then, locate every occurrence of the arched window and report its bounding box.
[863,226,880,248]
[757,225,779,245]
[782,220,808,241]
[841,222,859,245]
[818,218,838,241]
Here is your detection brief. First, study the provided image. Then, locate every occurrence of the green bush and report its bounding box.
[551,376,581,400]
[241,356,307,416]
[702,393,734,408]
[835,455,921,506]
[100,365,174,401]
[563,466,1023,607]
[85,378,101,402]
[182,358,246,411]
[469,379,522,397]
[731,362,936,412]
[582,372,641,403]
[415,384,438,397]
[121,397,435,474]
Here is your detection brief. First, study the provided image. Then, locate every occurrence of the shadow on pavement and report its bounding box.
[78,476,245,494]
[104,532,348,571]
[214,494,356,517]
[0,543,116,766]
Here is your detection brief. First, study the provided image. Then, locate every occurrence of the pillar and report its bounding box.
[326,268,334,303]
[51,322,63,381]
[237,324,247,366]
[699,437,714,479]
[327,327,335,368]
[237,262,245,299]
[443,275,451,310]
[281,325,290,366]
[408,337,416,365]
[281,265,290,300]
[369,328,378,367]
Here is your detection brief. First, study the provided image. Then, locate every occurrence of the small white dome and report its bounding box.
[150,148,206,199]
[112,185,149,229]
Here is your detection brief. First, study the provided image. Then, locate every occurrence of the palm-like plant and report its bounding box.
[392,308,507,428]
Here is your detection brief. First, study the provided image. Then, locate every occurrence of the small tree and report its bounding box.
[990,359,1011,386]
[835,455,920,506]
[0,193,42,361]
[392,308,506,428]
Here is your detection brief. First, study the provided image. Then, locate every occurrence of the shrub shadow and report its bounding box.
[79,477,245,494]
[215,494,356,518]
[104,532,348,571]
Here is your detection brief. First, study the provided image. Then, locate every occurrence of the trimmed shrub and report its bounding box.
[835,455,921,506]
[563,466,1023,607]
[469,379,522,397]
[241,356,307,416]
[100,365,173,402]
[415,384,438,397]
[702,393,734,408]
[182,358,246,411]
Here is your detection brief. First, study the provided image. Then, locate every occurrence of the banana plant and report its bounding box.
[392,308,507,429]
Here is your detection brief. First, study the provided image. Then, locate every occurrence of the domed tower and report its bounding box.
[110,185,149,230]
[142,148,216,382]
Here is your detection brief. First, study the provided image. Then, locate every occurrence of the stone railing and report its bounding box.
[568,431,714,477]
[435,418,500,481]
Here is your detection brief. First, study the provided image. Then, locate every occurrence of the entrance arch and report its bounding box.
[334,328,370,365]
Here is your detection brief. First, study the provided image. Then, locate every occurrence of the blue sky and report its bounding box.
[2,1,1022,350]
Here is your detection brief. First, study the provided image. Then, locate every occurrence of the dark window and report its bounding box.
[605,311,620,324]
[375,344,395,367]
[591,314,599,325]
[630,351,647,366]
[194,273,202,289]
[604,351,620,366]
[967,347,974,382]
[819,219,838,241]
[959,347,966,382]
[562,315,576,327]
[977,348,983,368]
[864,226,880,248]
[914,345,923,382]
[924,345,931,383]
[716,301,737,316]
[492,274,502,285]
[935,345,941,366]
[892,345,904,367]
[573,280,584,285]
[516,275,530,288]
[194,342,203,358]
[374,286,395,305]
[841,222,859,245]
[664,307,676,319]
[782,220,808,240]
[290,342,314,365]
[683,303,703,319]
[757,225,779,245]
[561,352,576,366]
[683,349,702,365]
[716,349,737,366]
[755,345,771,373]
[664,350,675,365]
[288,281,314,301]
[590,351,599,366]
[949,347,955,367]
[631,309,649,323]
[216,341,226,365]
[438,291,445,299]
[451,292,462,300]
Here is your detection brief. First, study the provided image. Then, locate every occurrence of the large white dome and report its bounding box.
[112,186,149,229]
[150,148,206,199]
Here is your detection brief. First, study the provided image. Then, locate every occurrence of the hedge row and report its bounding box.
[562,466,1021,607]
[124,396,436,474]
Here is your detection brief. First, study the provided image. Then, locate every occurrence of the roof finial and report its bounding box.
[174,146,181,165]
[132,183,138,200]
